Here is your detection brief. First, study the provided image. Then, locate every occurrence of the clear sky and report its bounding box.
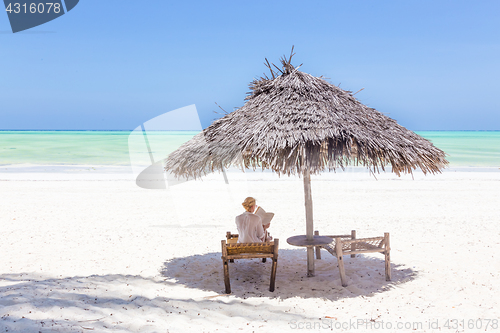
[1,0,499,130]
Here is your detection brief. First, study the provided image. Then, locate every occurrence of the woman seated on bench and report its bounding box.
[235,197,267,243]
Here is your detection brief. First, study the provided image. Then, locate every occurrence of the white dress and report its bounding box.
[235,211,265,243]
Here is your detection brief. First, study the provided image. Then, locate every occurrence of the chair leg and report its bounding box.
[269,258,277,292]
[350,230,356,258]
[269,239,279,292]
[223,259,231,294]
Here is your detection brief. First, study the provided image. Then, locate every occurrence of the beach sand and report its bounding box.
[1,167,499,332]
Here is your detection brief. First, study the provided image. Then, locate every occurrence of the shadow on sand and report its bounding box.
[161,248,417,301]
[0,250,416,332]
[0,272,328,332]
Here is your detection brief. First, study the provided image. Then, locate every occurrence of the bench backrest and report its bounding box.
[315,230,389,255]
[339,236,385,250]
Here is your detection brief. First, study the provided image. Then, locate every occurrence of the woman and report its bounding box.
[235,197,265,243]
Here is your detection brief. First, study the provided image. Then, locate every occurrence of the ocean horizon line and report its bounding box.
[1,129,500,132]
[0,129,202,132]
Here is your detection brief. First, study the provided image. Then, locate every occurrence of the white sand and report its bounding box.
[1,167,500,332]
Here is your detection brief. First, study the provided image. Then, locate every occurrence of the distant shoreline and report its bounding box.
[1,164,499,183]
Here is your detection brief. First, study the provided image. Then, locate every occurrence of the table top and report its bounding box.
[287,235,333,247]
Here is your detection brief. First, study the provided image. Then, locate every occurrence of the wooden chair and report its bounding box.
[314,230,391,287]
[221,236,279,294]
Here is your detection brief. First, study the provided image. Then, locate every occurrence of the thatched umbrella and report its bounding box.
[164,50,448,276]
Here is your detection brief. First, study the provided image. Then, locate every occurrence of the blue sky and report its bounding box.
[1,0,499,130]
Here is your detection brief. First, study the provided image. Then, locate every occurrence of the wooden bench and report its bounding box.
[314,230,391,287]
[221,234,279,293]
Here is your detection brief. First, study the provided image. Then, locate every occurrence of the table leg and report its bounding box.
[307,247,315,276]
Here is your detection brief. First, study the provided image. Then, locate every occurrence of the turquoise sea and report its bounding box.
[0,130,499,168]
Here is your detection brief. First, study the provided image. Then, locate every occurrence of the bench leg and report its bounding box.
[336,255,347,287]
[223,259,231,294]
[350,230,356,258]
[262,258,267,263]
[384,232,391,281]
[385,250,391,281]
[335,237,347,287]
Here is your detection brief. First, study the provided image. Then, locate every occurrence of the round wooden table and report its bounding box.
[287,235,333,276]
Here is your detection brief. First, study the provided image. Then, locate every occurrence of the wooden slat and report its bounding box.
[342,237,384,245]
[227,244,274,255]
[349,242,381,251]
[342,249,385,255]
[322,244,336,256]
[227,254,274,259]
[227,242,273,247]
[322,234,351,239]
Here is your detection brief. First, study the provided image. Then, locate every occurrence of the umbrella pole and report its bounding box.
[303,168,315,276]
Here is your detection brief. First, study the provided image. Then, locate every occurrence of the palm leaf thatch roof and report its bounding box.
[165,51,448,179]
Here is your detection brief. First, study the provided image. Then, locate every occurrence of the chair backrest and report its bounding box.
[226,242,275,255]
[222,239,279,259]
